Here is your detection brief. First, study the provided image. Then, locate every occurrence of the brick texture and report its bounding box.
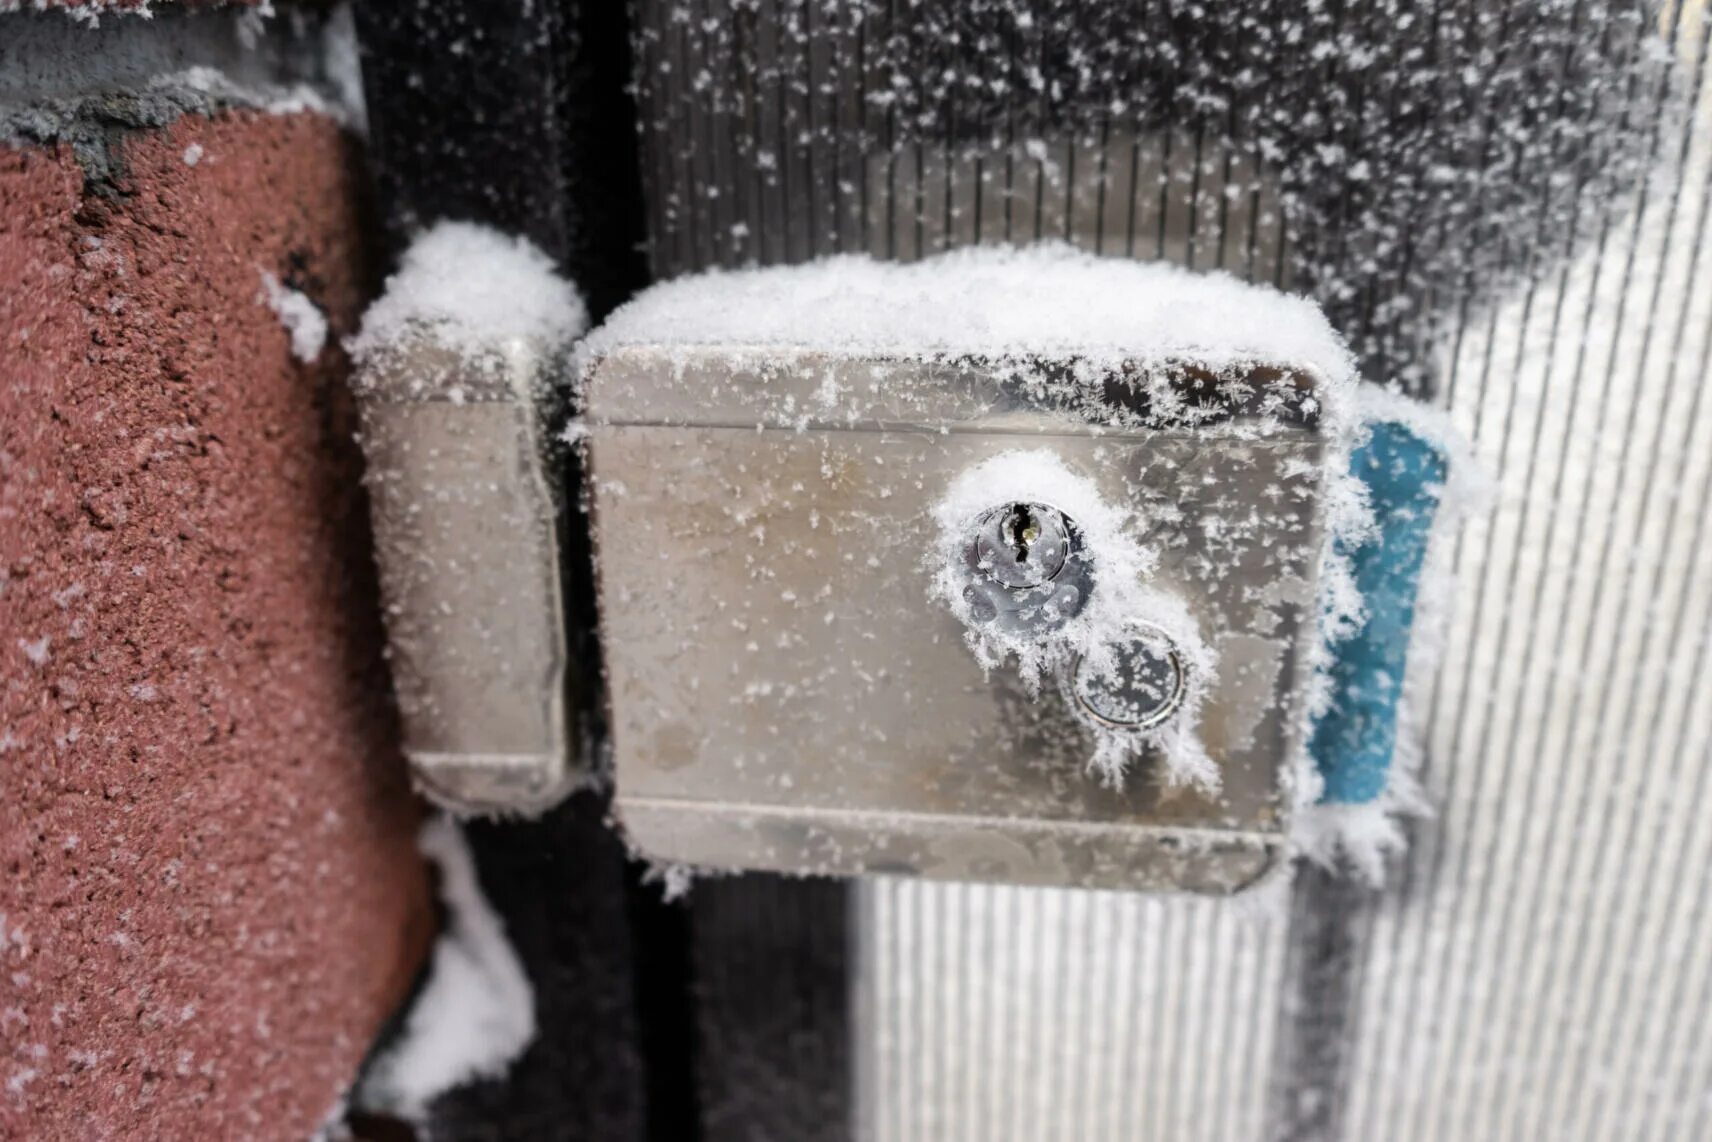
[1,110,431,1140]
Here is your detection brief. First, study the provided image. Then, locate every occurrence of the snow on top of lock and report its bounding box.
[351,220,588,364]
[581,243,1358,387]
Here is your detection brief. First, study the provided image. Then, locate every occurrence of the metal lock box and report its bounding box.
[584,341,1336,895]
[356,331,582,815]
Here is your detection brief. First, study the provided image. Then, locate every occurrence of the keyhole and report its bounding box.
[1005,504,1039,564]
[965,502,1074,593]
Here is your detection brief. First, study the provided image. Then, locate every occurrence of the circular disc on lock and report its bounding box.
[1071,628,1188,732]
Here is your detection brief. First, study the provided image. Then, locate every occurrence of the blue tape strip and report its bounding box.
[1311,420,1448,805]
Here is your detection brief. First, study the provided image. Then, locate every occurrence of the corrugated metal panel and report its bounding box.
[1342,11,1712,1139]
[855,879,1288,1142]
[631,1,1712,1137]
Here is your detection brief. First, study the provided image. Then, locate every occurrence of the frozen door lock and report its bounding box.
[959,502,1091,634]
[937,451,1217,788]
[580,251,1355,893]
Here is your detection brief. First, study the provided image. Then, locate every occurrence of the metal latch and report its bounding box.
[578,247,1352,896]
[350,226,588,814]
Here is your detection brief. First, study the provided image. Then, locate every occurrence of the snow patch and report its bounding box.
[180,143,203,167]
[152,66,350,126]
[258,272,327,363]
[581,244,1354,394]
[3,0,154,28]
[641,861,697,902]
[356,817,535,1120]
[16,637,49,667]
[350,220,588,375]
[931,450,1218,789]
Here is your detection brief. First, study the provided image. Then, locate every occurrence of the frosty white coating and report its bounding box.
[356,817,535,1121]
[258,270,327,363]
[351,219,588,369]
[349,221,588,815]
[580,243,1356,388]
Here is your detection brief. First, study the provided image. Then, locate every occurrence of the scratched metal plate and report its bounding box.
[586,351,1327,892]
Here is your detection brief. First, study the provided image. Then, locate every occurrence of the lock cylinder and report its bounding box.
[958,502,1093,636]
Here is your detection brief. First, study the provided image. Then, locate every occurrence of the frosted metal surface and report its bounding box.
[630,0,1712,1136]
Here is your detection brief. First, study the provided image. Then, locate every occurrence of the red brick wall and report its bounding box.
[1,110,431,1140]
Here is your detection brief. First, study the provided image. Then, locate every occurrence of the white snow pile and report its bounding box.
[148,63,353,129]
[932,450,1219,790]
[357,816,535,1121]
[581,243,1354,393]
[3,0,154,28]
[257,271,327,363]
[349,220,587,394]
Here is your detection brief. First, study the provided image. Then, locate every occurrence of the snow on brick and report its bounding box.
[258,272,327,363]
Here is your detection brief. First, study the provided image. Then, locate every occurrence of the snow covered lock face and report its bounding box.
[933,448,1216,784]
[956,502,1091,634]
[578,250,1356,894]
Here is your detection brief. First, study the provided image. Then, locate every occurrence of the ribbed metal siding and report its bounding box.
[855,880,1288,1142]
[1343,11,1712,1139]
[630,2,1712,1138]
[633,0,1658,396]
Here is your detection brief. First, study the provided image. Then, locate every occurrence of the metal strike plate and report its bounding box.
[584,348,1329,893]
[355,332,580,814]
